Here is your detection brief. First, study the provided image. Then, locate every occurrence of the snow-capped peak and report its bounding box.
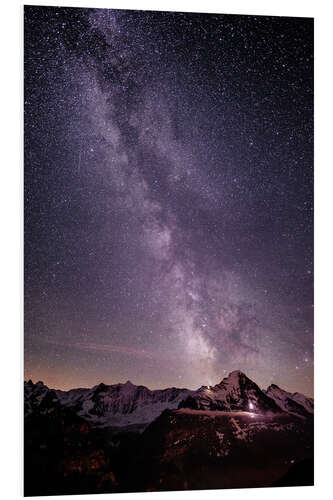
[124,380,134,386]
[179,370,282,414]
[218,370,248,387]
[227,369,246,379]
[266,384,313,417]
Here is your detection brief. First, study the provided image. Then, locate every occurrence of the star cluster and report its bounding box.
[24,7,313,395]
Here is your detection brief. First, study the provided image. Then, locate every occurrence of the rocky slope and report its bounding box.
[179,370,283,414]
[137,406,314,491]
[265,384,314,418]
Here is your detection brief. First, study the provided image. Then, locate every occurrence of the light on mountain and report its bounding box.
[249,401,254,410]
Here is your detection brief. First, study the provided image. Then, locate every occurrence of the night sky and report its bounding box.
[24,6,313,395]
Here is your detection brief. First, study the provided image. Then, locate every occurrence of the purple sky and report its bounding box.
[24,7,313,395]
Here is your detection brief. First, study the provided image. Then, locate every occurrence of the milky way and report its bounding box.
[24,7,313,395]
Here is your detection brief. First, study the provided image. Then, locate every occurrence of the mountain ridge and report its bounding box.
[24,371,314,427]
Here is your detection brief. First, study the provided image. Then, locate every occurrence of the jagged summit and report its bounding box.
[179,369,282,414]
[121,380,137,391]
[93,382,108,391]
[266,383,282,392]
[227,369,247,378]
[266,384,314,417]
[267,383,279,389]
[25,379,47,388]
[218,370,249,386]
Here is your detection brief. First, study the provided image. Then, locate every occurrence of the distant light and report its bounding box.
[249,402,254,410]
[207,385,211,390]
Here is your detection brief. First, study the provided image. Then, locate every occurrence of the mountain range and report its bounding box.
[25,370,313,428]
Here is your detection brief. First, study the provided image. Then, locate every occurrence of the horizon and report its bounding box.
[23,368,314,398]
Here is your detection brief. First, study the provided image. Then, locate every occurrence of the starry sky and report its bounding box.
[24,6,313,396]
